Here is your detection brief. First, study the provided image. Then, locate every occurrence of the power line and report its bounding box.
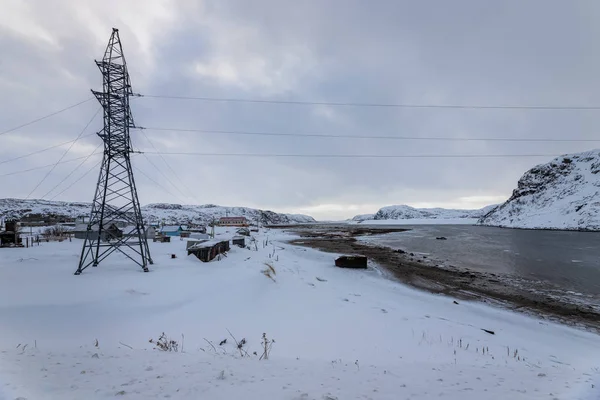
[138,152,189,203]
[49,159,103,201]
[139,126,600,143]
[25,108,101,200]
[133,165,185,203]
[50,153,142,200]
[0,133,96,165]
[0,98,94,137]
[139,94,600,110]
[0,153,102,178]
[41,143,103,199]
[138,130,198,201]
[142,151,567,159]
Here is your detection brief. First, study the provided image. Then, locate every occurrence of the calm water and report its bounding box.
[359,225,600,297]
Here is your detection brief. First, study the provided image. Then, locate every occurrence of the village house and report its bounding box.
[217,217,249,227]
[0,219,22,247]
[20,214,75,227]
[187,225,207,234]
[72,215,129,241]
[159,225,183,237]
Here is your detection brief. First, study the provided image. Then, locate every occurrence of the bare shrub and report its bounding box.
[260,332,275,360]
[261,262,277,282]
[149,332,179,352]
[42,225,70,239]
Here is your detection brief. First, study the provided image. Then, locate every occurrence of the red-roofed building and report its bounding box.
[217,217,249,227]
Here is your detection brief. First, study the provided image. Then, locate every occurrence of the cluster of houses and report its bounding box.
[156,217,250,237]
[1,215,252,249]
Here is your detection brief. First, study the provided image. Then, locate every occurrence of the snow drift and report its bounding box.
[479,150,600,230]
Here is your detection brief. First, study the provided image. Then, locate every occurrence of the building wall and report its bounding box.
[218,218,249,227]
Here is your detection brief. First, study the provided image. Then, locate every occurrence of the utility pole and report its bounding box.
[75,28,152,275]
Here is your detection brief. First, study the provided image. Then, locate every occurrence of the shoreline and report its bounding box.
[270,222,600,232]
[281,226,600,333]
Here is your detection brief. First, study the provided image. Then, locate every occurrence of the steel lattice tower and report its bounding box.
[75,28,152,275]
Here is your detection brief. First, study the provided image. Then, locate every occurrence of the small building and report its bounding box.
[188,225,207,234]
[217,217,249,227]
[187,239,230,262]
[160,225,183,237]
[73,223,123,241]
[0,219,22,247]
[232,236,245,248]
[189,232,210,240]
[153,234,171,243]
[146,226,156,239]
[20,214,75,227]
[236,227,250,236]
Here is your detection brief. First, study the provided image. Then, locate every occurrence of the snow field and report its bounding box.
[0,228,599,399]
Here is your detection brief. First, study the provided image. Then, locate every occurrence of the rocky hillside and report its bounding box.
[352,204,497,222]
[0,199,316,226]
[142,203,315,225]
[478,150,600,230]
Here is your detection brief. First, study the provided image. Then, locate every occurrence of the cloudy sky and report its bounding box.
[1,0,600,220]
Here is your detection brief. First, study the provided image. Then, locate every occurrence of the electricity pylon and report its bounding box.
[75,28,152,275]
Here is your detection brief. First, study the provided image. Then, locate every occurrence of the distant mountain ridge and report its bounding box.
[351,204,497,222]
[478,150,600,230]
[0,199,316,226]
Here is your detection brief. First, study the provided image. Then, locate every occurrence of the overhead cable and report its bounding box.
[49,159,103,201]
[0,154,102,178]
[0,98,94,137]
[133,165,186,203]
[25,108,101,199]
[139,126,600,143]
[139,94,600,110]
[0,133,96,165]
[41,143,103,199]
[141,151,567,159]
[139,130,198,201]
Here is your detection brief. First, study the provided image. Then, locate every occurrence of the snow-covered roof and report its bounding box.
[160,225,181,232]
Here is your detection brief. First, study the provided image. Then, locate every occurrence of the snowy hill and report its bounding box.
[478,150,600,230]
[0,199,91,221]
[0,199,316,225]
[351,204,497,222]
[351,213,376,222]
[142,203,316,225]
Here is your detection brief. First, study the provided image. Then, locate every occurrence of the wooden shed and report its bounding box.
[187,239,230,262]
[0,220,22,247]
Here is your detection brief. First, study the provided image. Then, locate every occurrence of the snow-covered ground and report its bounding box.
[1,228,599,399]
[349,218,478,225]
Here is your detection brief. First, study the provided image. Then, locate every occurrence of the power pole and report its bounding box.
[75,28,152,275]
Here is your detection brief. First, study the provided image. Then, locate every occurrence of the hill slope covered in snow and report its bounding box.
[0,199,316,225]
[351,204,497,222]
[478,150,600,230]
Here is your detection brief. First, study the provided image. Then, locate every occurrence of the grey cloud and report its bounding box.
[1,0,598,220]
